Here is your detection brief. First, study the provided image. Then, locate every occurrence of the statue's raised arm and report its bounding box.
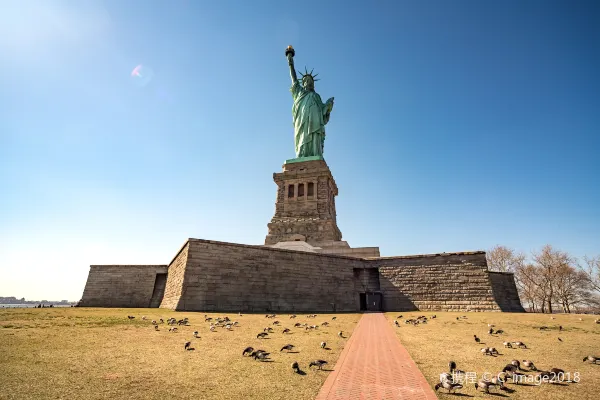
[285,46,334,160]
[285,46,298,85]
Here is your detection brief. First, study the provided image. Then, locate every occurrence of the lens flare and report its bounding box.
[130,64,153,87]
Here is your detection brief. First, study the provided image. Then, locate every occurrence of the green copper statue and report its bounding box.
[286,46,334,158]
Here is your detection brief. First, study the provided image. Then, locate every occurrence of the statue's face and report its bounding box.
[303,77,314,91]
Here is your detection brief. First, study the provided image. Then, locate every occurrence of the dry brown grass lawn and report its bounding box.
[0,308,360,400]
[386,311,600,400]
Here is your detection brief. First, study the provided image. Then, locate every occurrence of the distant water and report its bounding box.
[1,304,73,308]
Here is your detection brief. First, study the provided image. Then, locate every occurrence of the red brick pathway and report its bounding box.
[315,313,438,400]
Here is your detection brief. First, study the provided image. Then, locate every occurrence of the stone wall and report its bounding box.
[163,239,363,312]
[79,265,168,307]
[159,242,189,310]
[372,252,503,312]
[79,241,524,313]
[488,271,526,312]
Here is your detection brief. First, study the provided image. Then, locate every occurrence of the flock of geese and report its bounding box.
[388,315,600,395]
[128,312,341,374]
[242,313,342,373]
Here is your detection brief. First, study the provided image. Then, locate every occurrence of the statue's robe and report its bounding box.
[290,81,333,158]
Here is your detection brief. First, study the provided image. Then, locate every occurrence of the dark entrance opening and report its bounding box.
[359,293,367,311]
[359,292,383,312]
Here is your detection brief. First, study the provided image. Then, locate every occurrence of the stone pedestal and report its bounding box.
[265,159,342,245]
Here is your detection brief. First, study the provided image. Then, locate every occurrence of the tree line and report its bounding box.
[487,245,600,314]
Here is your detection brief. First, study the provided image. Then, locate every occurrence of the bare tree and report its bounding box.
[486,245,526,273]
[532,245,574,314]
[553,263,589,313]
[580,256,600,294]
[514,263,543,312]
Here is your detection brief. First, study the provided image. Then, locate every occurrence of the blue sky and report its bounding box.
[1,0,599,301]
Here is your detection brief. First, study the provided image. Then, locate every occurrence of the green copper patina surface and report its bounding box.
[285,46,334,158]
[284,155,324,164]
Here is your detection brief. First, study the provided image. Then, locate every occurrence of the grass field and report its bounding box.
[0,308,360,400]
[387,312,600,399]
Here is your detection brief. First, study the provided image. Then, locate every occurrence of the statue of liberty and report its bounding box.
[285,46,334,158]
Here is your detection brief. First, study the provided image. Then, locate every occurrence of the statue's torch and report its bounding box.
[285,45,295,61]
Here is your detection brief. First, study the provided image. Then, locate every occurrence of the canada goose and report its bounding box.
[321,322,329,326]
[294,322,302,327]
[290,315,296,319]
[535,371,553,381]
[242,346,254,356]
[474,380,496,393]
[481,347,491,356]
[539,326,549,330]
[151,320,157,325]
[292,361,300,373]
[434,380,463,393]
[283,328,291,334]
[491,375,506,389]
[281,344,295,352]
[448,361,456,373]
[252,351,270,360]
[127,316,135,320]
[474,335,481,343]
[513,341,527,348]
[309,360,328,370]
[488,327,493,335]
[522,360,537,370]
[154,325,159,331]
[320,342,327,349]
[503,341,512,348]
[159,318,164,324]
[440,372,452,383]
[509,371,528,384]
[502,364,517,373]
[550,368,564,380]
[394,320,400,327]
[184,341,191,350]
[583,355,599,364]
[332,316,337,320]
[511,360,521,370]
[257,332,268,339]
[489,347,498,355]
[495,329,504,334]
[272,321,281,325]
[169,327,178,332]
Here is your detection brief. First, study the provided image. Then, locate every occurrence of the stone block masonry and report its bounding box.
[79,265,167,307]
[488,271,526,312]
[159,239,363,312]
[373,252,503,312]
[79,242,524,313]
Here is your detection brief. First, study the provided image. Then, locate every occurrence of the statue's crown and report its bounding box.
[298,67,319,83]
